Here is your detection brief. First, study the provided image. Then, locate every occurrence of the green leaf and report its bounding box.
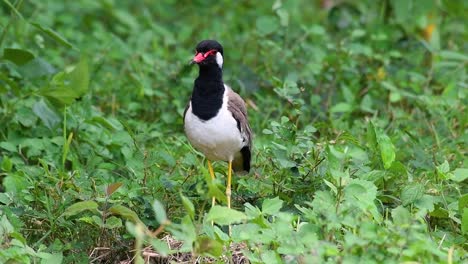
[1,156,12,172]
[439,50,468,62]
[205,205,247,225]
[32,99,60,129]
[392,206,411,226]
[323,179,338,195]
[31,22,76,49]
[3,174,29,194]
[462,208,468,234]
[330,102,353,113]
[63,201,98,217]
[195,236,223,257]
[3,48,35,65]
[401,183,424,206]
[261,251,281,264]
[256,16,279,36]
[362,170,386,183]
[0,141,17,152]
[109,205,143,224]
[436,160,450,177]
[262,197,283,215]
[377,133,395,169]
[344,179,381,222]
[14,105,37,127]
[430,206,449,218]
[40,252,63,264]
[39,58,89,107]
[150,238,171,257]
[276,9,289,27]
[345,180,377,202]
[0,215,14,234]
[366,121,377,151]
[105,216,123,229]
[77,216,94,225]
[87,116,119,131]
[213,225,230,241]
[18,57,56,79]
[451,168,468,182]
[414,195,435,213]
[153,200,168,224]
[92,215,104,227]
[180,194,195,220]
[310,191,336,219]
[125,221,145,241]
[67,57,89,95]
[459,194,468,213]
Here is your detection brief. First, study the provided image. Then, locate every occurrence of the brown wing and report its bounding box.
[227,88,252,172]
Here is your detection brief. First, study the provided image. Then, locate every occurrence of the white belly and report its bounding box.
[184,101,243,162]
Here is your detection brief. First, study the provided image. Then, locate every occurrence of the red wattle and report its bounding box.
[193,53,205,63]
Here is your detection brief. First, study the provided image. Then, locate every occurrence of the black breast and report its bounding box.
[191,79,225,121]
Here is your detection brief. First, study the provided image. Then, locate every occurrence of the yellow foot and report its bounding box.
[227,160,232,236]
[208,160,216,226]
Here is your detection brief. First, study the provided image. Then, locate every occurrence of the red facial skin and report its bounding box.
[193,49,217,63]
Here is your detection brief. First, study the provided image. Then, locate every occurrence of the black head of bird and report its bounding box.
[191,40,224,68]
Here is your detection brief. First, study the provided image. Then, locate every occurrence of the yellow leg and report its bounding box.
[227,160,232,235]
[207,160,216,208]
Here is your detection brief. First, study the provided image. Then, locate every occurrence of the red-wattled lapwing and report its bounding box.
[184,40,252,216]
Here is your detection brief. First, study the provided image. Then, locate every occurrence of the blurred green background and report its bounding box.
[0,0,467,263]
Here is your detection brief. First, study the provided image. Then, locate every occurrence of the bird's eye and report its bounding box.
[204,50,216,57]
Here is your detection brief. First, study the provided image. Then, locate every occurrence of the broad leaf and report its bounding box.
[63,201,98,217]
[256,16,279,36]
[451,168,468,182]
[3,174,29,194]
[40,58,89,107]
[462,208,468,234]
[366,121,378,151]
[262,197,283,215]
[377,133,395,169]
[39,252,63,264]
[3,48,35,65]
[32,99,60,129]
[195,236,223,258]
[459,194,468,213]
[18,57,56,79]
[151,238,171,257]
[1,156,12,172]
[153,200,168,224]
[205,205,247,225]
[109,205,143,224]
[180,194,195,220]
[401,183,424,206]
[105,216,123,229]
[392,206,411,226]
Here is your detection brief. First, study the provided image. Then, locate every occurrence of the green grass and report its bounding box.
[0,0,467,263]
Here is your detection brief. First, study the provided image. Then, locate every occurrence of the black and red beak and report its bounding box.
[191,49,217,64]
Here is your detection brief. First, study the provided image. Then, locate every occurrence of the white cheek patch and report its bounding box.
[216,52,223,68]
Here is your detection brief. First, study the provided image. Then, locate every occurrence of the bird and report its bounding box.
[183,40,252,217]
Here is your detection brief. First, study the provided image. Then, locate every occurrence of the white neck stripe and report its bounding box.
[216,52,223,69]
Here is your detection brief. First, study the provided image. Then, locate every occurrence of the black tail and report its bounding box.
[232,146,251,173]
[240,146,251,172]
